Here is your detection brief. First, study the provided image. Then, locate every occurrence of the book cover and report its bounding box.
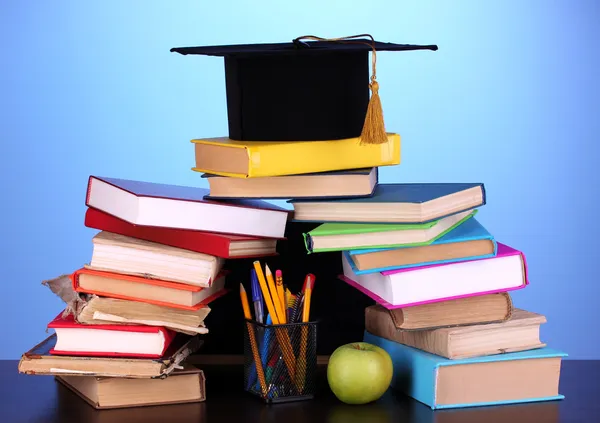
[84,208,280,259]
[363,331,567,409]
[190,133,400,178]
[347,217,497,273]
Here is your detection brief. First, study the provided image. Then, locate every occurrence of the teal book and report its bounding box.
[364,331,567,410]
[347,217,497,274]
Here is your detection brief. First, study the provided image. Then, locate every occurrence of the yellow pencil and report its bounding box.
[274,268,286,323]
[240,283,267,396]
[252,261,279,324]
[297,274,314,393]
[302,275,313,323]
[264,264,286,324]
[253,261,297,381]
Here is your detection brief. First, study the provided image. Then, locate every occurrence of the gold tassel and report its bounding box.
[293,34,388,146]
[360,79,387,145]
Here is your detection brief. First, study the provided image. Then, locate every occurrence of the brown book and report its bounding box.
[204,168,378,199]
[368,293,513,331]
[18,334,201,378]
[55,364,205,409]
[365,306,546,359]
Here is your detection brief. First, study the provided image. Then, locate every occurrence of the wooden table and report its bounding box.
[1,360,597,422]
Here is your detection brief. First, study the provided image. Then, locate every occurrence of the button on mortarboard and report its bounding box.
[171,35,437,143]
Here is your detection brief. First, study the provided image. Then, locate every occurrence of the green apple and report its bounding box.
[327,342,393,405]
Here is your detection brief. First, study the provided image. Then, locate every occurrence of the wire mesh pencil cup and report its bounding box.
[243,319,317,403]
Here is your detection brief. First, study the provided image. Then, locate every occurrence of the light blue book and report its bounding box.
[347,218,497,274]
[364,331,567,410]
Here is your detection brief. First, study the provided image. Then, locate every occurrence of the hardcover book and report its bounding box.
[290,182,486,224]
[18,334,202,378]
[84,208,279,259]
[364,331,566,409]
[56,364,206,409]
[90,231,224,287]
[190,133,400,178]
[340,243,528,309]
[72,268,227,311]
[364,293,513,332]
[365,306,547,359]
[347,216,497,273]
[303,209,476,254]
[47,312,176,359]
[203,168,378,200]
[85,176,290,238]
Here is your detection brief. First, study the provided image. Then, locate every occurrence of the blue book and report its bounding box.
[364,331,567,410]
[289,182,486,224]
[347,217,497,274]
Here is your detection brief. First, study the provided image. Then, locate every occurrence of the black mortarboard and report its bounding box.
[171,34,438,144]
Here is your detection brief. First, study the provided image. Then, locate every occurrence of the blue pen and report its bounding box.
[250,269,264,324]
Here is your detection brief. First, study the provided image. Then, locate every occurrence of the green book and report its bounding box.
[303,210,477,253]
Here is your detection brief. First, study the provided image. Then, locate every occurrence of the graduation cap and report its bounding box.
[171,34,437,144]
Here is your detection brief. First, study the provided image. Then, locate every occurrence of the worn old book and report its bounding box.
[290,182,486,224]
[346,216,496,273]
[365,307,546,359]
[203,168,378,199]
[72,268,227,311]
[365,293,512,332]
[303,210,476,254]
[190,134,400,178]
[48,312,176,358]
[56,364,206,409]
[341,243,528,309]
[85,208,279,259]
[364,331,566,409]
[74,295,211,335]
[90,231,225,287]
[18,334,201,378]
[86,176,290,238]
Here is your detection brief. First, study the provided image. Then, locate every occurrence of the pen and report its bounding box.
[250,269,264,324]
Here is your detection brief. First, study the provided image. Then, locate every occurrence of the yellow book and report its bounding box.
[191,133,401,178]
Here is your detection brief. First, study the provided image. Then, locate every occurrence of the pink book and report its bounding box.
[339,243,528,309]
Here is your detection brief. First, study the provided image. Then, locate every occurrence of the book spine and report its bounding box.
[363,331,438,408]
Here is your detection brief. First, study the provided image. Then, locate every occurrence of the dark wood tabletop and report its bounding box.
[1,360,597,423]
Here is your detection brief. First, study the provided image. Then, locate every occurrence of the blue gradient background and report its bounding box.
[1,1,598,359]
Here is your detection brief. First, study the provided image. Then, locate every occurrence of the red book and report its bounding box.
[47,312,177,358]
[84,208,280,259]
[85,176,290,238]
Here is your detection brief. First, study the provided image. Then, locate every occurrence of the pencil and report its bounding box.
[253,261,297,381]
[240,283,268,397]
[275,269,286,323]
[297,274,314,393]
[265,264,286,323]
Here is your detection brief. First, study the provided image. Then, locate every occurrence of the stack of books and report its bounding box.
[294,183,568,408]
[18,176,290,409]
[20,35,566,410]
